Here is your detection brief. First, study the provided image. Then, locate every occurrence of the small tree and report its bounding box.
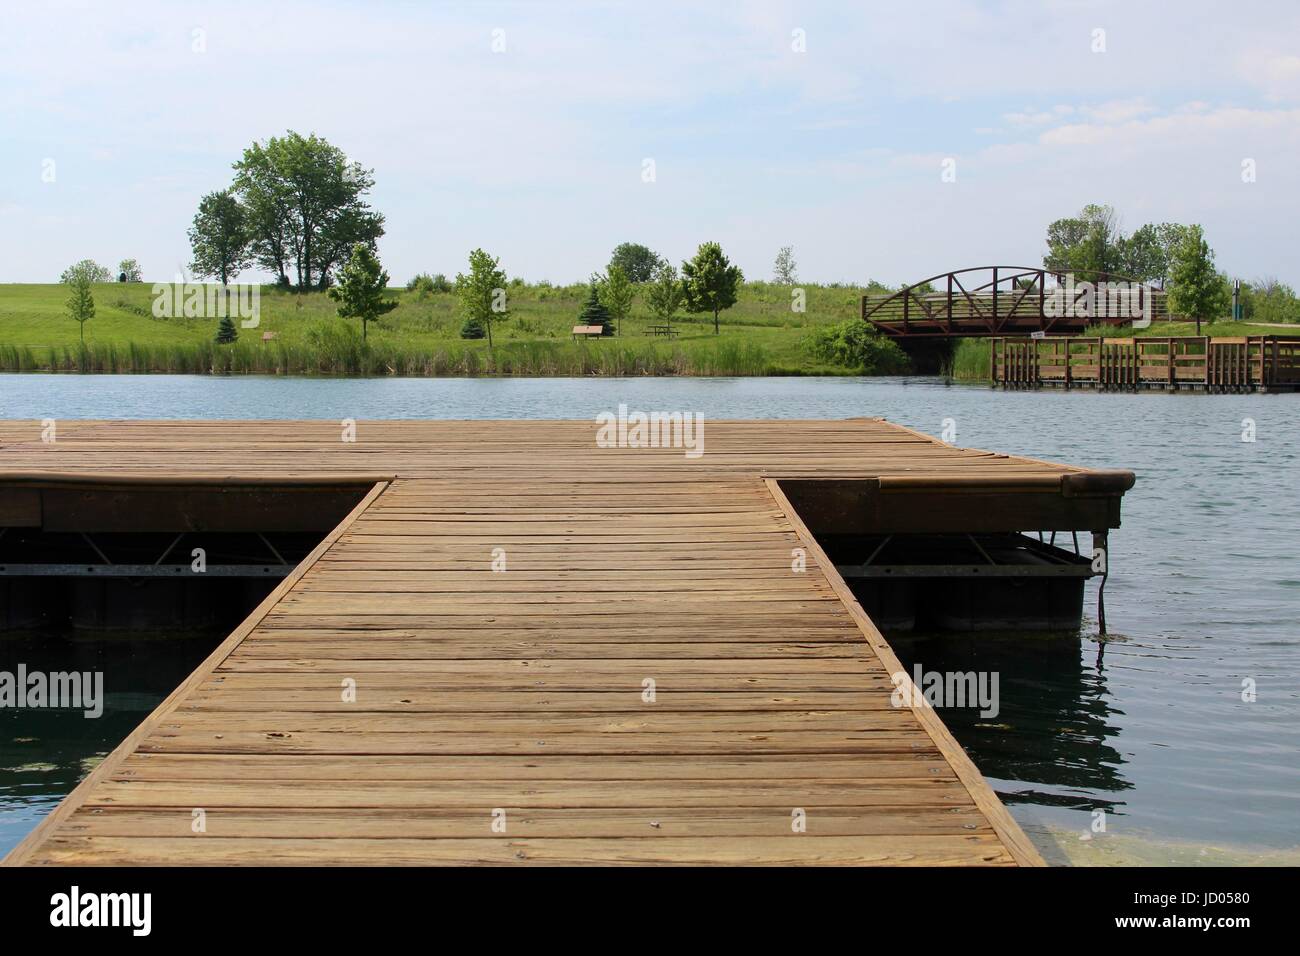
[773,246,797,284]
[215,315,239,344]
[327,243,398,341]
[682,241,743,334]
[608,242,664,283]
[189,189,252,285]
[1168,225,1229,334]
[66,273,95,344]
[597,265,634,335]
[644,263,685,328]
[577,282,614,335]
[61,259,112,284]
[117,259,143,282]
[456,248,509,345]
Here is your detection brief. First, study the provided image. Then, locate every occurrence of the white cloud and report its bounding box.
[1237,50,1300,101]
[1080,98,1156,124]
[2,0,1300,286]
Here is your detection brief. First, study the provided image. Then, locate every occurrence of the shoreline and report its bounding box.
[1033,824,1300,867]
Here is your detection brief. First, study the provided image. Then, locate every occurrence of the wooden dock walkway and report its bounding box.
[0,419,1132,866]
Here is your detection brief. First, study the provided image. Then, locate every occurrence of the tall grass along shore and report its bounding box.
[0,281,908,377]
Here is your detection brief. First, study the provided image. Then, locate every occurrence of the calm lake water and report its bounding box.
[1,373,1298,864]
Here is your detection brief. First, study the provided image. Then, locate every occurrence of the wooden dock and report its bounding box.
[0,419,1134,866]
[992,335,1300,392]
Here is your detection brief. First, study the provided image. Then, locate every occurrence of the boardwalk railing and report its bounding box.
[991,335,1300,392]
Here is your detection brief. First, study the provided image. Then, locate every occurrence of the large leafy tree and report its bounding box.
[608,243,663,283]
[1167,225,1229,333]
[597,265,634,335]
[66,272,95,343]
[1116,222,1188,286]
[1043,204,1123,276]
[1115,224,1164,284]
[189,189,252,285]
[456,248,509,345]
[327,243,398,341]
[231,131,384,290]
[681,241,743,334]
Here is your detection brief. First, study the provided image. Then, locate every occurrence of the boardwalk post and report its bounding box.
[989,334,1299,392]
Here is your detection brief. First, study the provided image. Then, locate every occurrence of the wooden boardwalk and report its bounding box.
[992,334,1300,392]
[0,419,1129,866]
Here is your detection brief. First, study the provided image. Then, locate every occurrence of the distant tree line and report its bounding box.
[1043,204,1188,286]
[59,258,142,284]
[1042,203,1299,325]
[400,241,747,341]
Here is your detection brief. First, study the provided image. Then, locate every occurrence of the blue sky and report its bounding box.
[2,0,1298,285]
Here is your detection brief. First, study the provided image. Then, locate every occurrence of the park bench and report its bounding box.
[572,325,605,340]
[643,325,679,337]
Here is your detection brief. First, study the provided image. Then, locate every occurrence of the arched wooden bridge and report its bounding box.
[863,266,1168,338]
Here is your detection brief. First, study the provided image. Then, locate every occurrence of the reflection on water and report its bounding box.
[0,373,1297,863]
[889,631,1130,817]
[0,633,216,855]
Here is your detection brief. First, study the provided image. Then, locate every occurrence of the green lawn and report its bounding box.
[0,281,881,376]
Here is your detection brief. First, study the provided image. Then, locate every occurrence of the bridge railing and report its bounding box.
[863,266,1169,337]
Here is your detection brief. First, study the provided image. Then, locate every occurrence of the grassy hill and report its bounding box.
[0,281,897,376]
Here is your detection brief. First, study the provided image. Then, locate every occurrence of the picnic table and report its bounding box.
[643,325,679,337]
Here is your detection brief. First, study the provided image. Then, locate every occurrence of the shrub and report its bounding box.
[407,273,436,297]
[407,272,452,297]
[804,320,911,373]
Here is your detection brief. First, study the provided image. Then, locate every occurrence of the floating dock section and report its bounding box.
[0,419,1134,866]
